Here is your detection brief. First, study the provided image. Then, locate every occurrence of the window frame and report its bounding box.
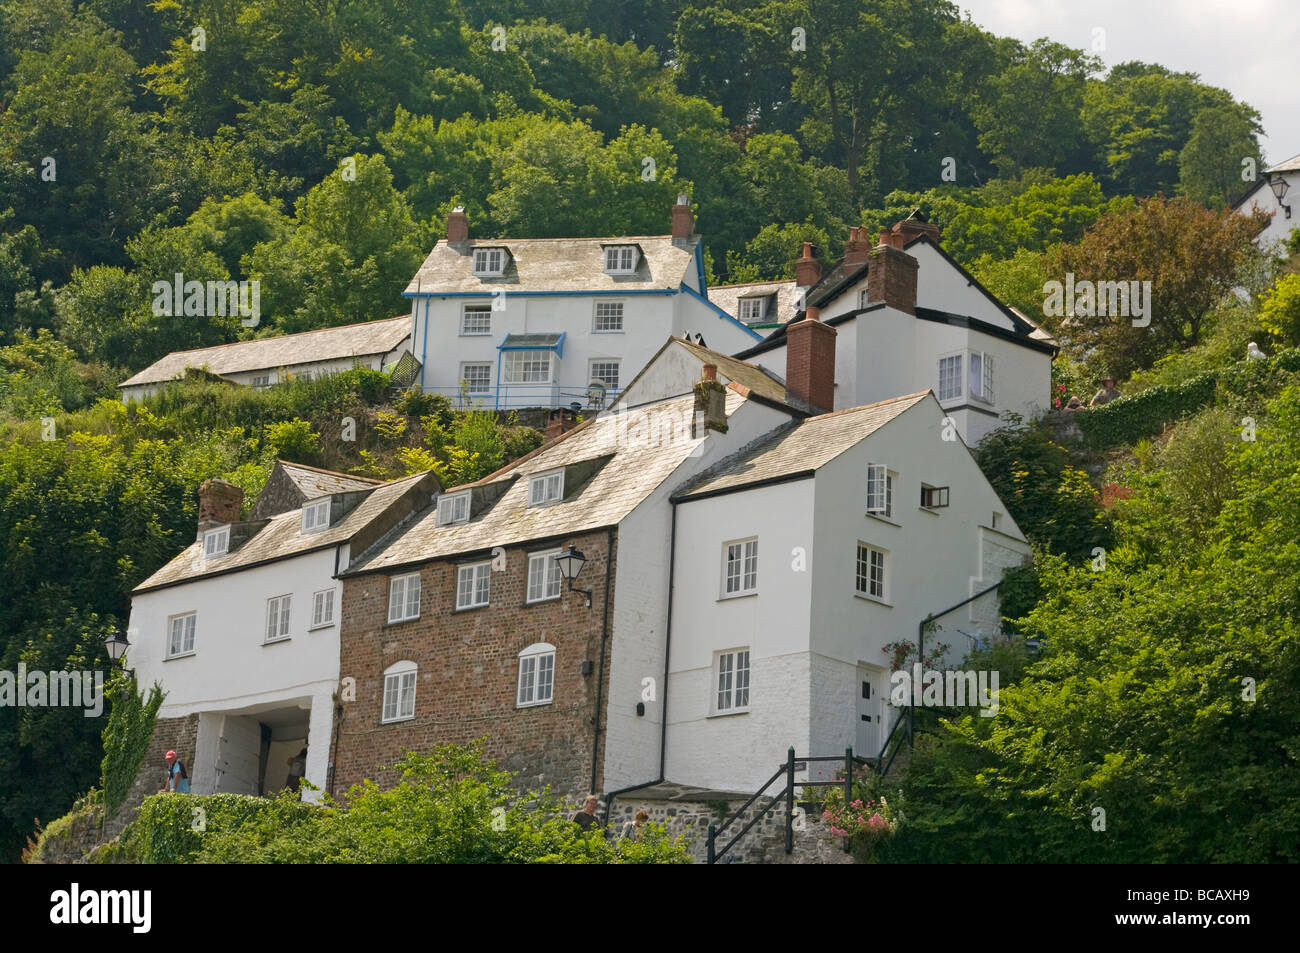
[855,542,889,603]
[381,660,417,724]
[472,247,506,277]
[459,303,492,336]
[456,561,492,610]
[866,465,894,519]
[265,594,292,643]
[969,350,995,404]
[737,297,766,325]
[460,362,491,394]
[588,359,620,390]
[310,588,335,629]
[527,469,564,508]
[166,612,197,658]
[593,300,625,333]
[387,572,422,623]
[503,350,552,384]
[721,537,759,599]
[516,642,556,708]
[712,647,751,715]
[436,490,471,526]
[938,353,963,402]
[526,550,563,604]
[603,245,638,275]
[920,484,950,509]
[302,498,330,534]
[203,526,229,558]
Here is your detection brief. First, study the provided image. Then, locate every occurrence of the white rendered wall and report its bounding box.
[1240,171,1300,247]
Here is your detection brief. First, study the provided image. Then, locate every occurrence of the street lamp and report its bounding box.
[1269,175,1291,219]
[555,545,592,608]
[105,630,130,667]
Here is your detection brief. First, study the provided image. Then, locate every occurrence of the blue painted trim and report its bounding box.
[679,282,763,340]
[694,241,708,293]
[402,289,677,299]
[497,330,566,354]
[420,297,430,390]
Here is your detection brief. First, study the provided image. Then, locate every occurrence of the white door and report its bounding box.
[855,664,886,760]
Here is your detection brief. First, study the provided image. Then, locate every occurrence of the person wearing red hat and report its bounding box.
[162,750,190,793]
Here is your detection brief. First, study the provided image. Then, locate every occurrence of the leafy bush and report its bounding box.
[100,672,165,820]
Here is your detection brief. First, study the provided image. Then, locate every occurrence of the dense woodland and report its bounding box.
[4,0,1300,862]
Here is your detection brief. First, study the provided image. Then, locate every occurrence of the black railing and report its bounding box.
[706,747,856,864]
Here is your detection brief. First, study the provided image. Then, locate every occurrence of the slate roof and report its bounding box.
[119,315,412,389]
[501,333,564,348]
[344,392,747,574]
[1268,153,1300,174]
[404,236,699,295]
[707,280,799,326]
[277,461,381,499]
[673,392,930,501]
[133,472,431,593]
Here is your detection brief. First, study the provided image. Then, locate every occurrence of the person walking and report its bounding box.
[162,750,190,793]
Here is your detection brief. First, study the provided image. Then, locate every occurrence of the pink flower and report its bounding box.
[868,813,888,831]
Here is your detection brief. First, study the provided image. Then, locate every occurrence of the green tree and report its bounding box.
[1178,105,1265,207]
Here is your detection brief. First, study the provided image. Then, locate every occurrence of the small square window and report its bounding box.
[722,538,758,597]
[311,589,335,628]
[528,470,564,507]
[388,572,421,623]
[603,245,638,274]
[167,613,196,657]
[252,374,271,389]
[594,301,624,332]
[265,594,291,642]
[526,551,562,603]
[302,499,330,534]
[921,485,949,508]
[437,491,470,526]
[938,355,963,402]
[738,297,766,325]
[855,543,888,601]
[382,663,417,723]
[460,363,491,394]
[517,644,556,706]
[714,649,750,713]
[456,562,491,610]
[472,247,506,276]
[589,361,620,389]
[203,526,229,558]
[461,305,491,335]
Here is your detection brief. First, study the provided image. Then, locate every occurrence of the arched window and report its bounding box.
[516,643,555,708]
[382,660,417,723]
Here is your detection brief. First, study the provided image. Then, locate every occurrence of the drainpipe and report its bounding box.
[604,499,677,820]
[589,526,616,794]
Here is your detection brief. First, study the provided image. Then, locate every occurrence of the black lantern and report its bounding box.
[556,545,592,608]
[105,630,131,666]
[1270,175,1291,218]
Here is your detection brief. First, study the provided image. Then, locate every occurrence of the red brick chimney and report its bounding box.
[545,408,580,441]
[794,242,822,287]
[671,194,694,243]
[865,237,919,315]
[447,206,469,243]
[198,478,243,534]
[785,306,837,414]
[893,217,940,244]
[692,365,728,436]
[843,226,872,266]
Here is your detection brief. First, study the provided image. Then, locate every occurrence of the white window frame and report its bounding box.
[302,498,330,534]
[456,561,492,610]
[713,648,751,714]
[866,465,894,518]
[855,543,889,602]
[437,490,470,526]
[603,245,638,274]
[859,289,870,309]
[382,660,417,724]
[472,247,506,277]
[528,469,564,507]
[460,303,492,336]
[311,588,335,629]
[251,374,271,389]
[969,350,995,404]
[526,550,563,604]
[265,594,292,643]
[593,301,624,332]
[938,353,963,402]
[516,642,556,707]
[738,297,766,324]
[388,572,422,623]
[203,526,229,558]
[503,350,552,384]
[920,484,950,509]
[721,538,759,598]
[588,360,620,390]
[167,612,196,658]
[460,362,491,394]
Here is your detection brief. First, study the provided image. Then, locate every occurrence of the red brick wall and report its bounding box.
[332,528,617,800]
[786,314,837,413]
[865,245,918,316]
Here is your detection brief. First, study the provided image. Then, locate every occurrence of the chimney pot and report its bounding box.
[702,363,717,381]
[894,217,941,244]
[447,206,469,244]
[672,196,694,243]
[795,242,822,287]
[843,226,871,266]
[692,375,728,437]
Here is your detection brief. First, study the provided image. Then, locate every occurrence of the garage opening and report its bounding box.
[209,703,311,797]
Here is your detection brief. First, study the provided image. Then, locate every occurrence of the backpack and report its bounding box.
[171,758,187,781]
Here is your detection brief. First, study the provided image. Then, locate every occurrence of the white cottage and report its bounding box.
[402,197,763,410]
[1234,152,1300,249]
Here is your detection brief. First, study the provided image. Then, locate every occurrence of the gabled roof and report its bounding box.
[609,336,805,414]
[707,280,800,326]
[344,391,749,574]
[133,471,434,594]
[1268,153,1300,174]
[118,315,411,389]
[672,392,929,501]
[277,461,382,498]
[404,236,699,295]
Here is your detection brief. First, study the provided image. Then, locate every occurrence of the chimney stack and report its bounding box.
[892,217,940,245]
[785,305,837,414]
[843,226,872,266]
[692,366,728,437]
[447,205,469,244]
[545,408,579,441]
[865,234,919,316]
[794,242,822,287]
[197,478,244,536]
[672,194,694,244]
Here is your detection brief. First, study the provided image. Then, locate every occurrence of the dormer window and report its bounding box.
[203,526,229,558]
[528,469,564,507]
[302,499,330,534]
[472,247,507,277]
[437,490,470,526]
[603,245,639,275]
[738,297,767,325]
